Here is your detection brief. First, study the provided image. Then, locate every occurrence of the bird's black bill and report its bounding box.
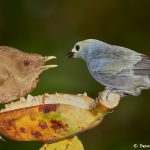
[66,51,75,58]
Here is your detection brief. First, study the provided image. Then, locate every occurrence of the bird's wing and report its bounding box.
[132,55,150,75]
[0,69,10,85]
[111,45,150,75]
[88,45,142,76]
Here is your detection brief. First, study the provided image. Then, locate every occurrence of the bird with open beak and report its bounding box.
[0,46,57,104]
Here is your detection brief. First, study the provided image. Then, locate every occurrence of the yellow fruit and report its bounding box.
[0,92,119,142]
[40,136,84,150]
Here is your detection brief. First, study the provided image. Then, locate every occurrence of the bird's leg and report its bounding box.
[112,88,141,97]
[131,88,141,96]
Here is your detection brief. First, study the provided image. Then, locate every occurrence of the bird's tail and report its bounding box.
[145,74,150,89]
[148,75,150,86]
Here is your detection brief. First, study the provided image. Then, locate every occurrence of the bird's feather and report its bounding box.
[132,55,150,75]
[88,45,141,76]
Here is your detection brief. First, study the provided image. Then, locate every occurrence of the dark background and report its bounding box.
[0,0,150,150]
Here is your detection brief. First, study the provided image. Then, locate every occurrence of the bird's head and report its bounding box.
[15,53,57,76]
[0,46,58,104]
[67,39,109,61]
[0,46,58,84]
[12,50,57,81]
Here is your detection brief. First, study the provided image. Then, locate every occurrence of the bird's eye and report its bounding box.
[23,60,31,66]
[75,45,80,51]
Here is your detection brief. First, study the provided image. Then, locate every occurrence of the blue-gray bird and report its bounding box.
[67,39,150,97]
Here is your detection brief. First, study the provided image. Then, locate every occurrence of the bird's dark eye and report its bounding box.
[75,45,80,51]
[23,60,31,66]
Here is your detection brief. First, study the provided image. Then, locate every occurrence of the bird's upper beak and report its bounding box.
[66,51,75,58]
[42,56,58,70]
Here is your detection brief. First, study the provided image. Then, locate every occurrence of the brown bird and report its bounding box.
[0,46,57,104]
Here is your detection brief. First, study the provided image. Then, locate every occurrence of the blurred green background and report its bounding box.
[0,0,150,150]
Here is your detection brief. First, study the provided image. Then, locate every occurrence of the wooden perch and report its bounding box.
[98,90,121,109]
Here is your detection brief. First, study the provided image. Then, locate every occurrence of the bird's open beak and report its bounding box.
[42,56,58,70]
[66,51,75,58]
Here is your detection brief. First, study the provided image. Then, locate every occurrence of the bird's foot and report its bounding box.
[131,88,141,96]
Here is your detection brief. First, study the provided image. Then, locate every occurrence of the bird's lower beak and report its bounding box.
[42,56,58,70]
[66,51,75,58]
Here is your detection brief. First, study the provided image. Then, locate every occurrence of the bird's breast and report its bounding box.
[87,65,110,86]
